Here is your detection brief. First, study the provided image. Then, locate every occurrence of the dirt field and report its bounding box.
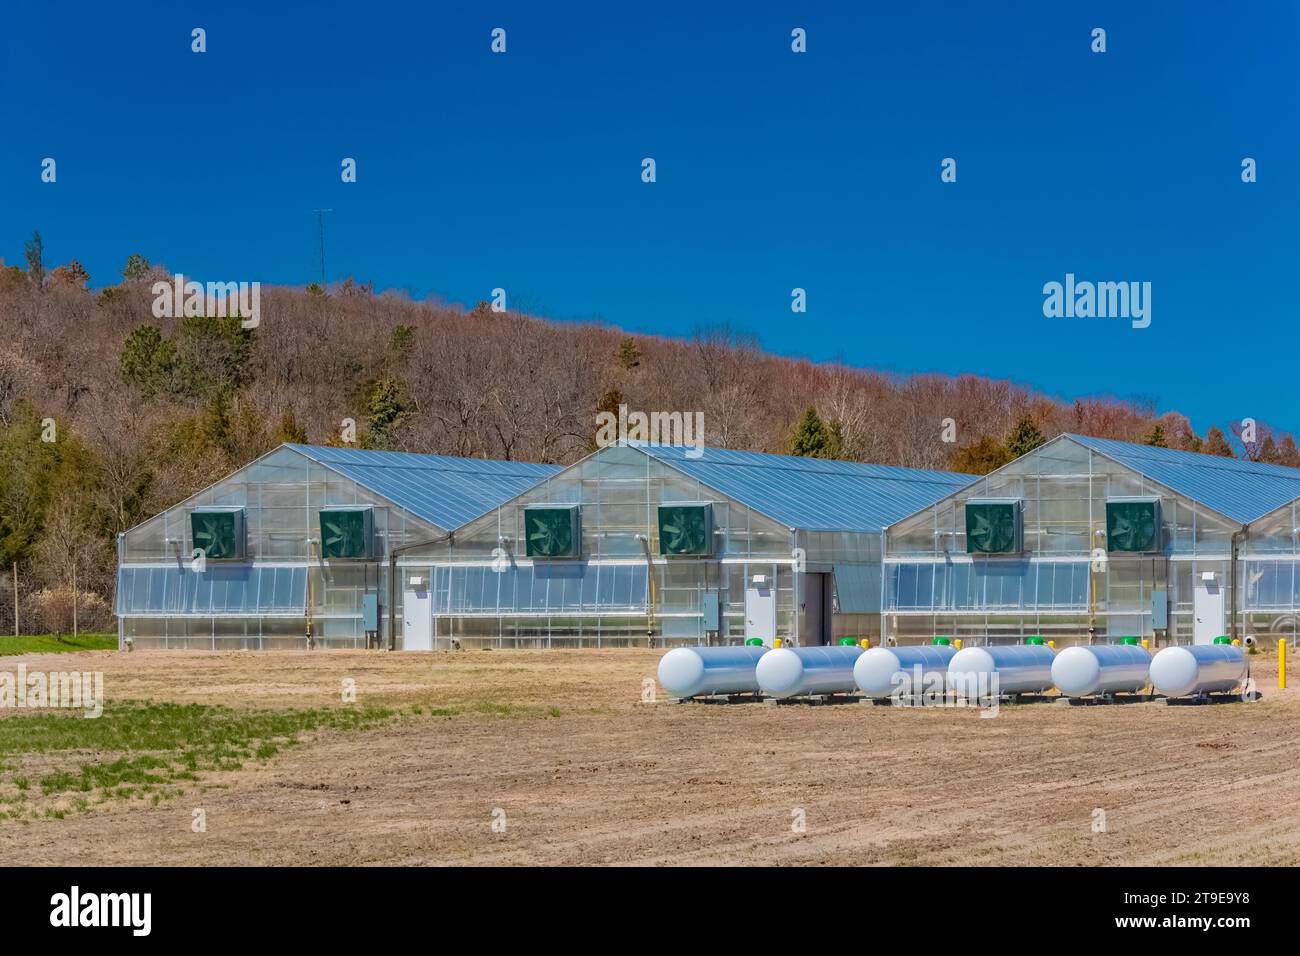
[2,647,1298,865]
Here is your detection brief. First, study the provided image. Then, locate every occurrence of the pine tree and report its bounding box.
[617,338,642,370]
[1142,424,1168,448]
[24,231,44,289]
[119,325,176,397]
[789,407,835,458]
[273,411,308,444]
[590,388,625,451]
[363,374,411,449]
[1005,415,1046,458]
[122,253,151,281]
[390,325,415,354]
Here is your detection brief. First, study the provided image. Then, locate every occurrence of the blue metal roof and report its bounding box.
[1066,434,1300,524]
[636,444,975,532]
[285,444,561,531]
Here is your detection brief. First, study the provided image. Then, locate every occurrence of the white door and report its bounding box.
[745,574,776,645]
[1193,575,1225,645]
[403,576,433,651]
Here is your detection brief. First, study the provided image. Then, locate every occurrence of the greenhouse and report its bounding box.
[1238,496,1300,644]
[882,434,1300,646]
[397,442,973,649]
[115,444,559,649]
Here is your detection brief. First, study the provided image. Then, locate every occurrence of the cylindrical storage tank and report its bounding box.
[1149,644,1247,698]
[755,646,863,699]
[1051,645,1151,698]
[657,646,767,698]
[854,645,957,698]
[948,644,1056,697]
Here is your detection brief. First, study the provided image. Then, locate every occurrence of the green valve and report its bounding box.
[839,637,858,646]
[1025,636,1045,646]
[745,638,765,647]
[1119,636,1139,646]
[932,636,952,646]
[1213,635,1232,645]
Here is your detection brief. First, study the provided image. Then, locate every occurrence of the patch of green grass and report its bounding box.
[0,634,117,656]
[0,700,393,815]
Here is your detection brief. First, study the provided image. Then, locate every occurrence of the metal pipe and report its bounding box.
[306,538,316,649]
[117,534,125,650]
[636,534,657,647]
[1230,528,1244,644]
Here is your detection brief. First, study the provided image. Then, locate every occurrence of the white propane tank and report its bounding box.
[657,646,767,698]
[853,645,956,698]
[755,646,864,698]
[1148,644,1247,698]
[1051,644,1151,698]
[947,644,1056,697]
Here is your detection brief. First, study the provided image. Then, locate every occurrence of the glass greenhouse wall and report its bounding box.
[1239,499,1300,645]
[117,446,442,649]
[883,438,1239,645]
[403,445,882,649]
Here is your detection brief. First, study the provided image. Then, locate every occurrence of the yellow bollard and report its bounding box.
[773,638,782,649]
[1141,639,1149,650]
[1232,638,1240,646]
[954,639,962,650]
[1048,640,1055,649]
[859,638,870,649]
[1281,640,1288,691]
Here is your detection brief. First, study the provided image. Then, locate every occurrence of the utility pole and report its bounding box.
[313,209,333,285]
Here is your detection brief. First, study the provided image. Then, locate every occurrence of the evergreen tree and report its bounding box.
[617,338,642,370]
[119,325,177,396]
[363,374,411,449]
[1142,424,1168,448]
[390,325,416,354]
[1005,414,1046,458]
[24,231,44,289]
[591,388,625,451]
[789,406,835,458]
[273,411,308,444]
[122,253,151,281]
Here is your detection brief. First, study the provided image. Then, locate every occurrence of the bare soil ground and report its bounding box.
[2,648,1297,865]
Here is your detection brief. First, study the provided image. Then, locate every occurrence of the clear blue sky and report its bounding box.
[3,1,1296,435]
